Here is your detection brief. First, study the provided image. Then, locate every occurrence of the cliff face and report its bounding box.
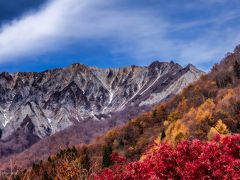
[0,61,204,140]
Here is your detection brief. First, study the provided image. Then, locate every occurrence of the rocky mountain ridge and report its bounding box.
[0,61,204,141]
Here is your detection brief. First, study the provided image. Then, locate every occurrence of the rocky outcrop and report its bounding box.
[0,115,40,158]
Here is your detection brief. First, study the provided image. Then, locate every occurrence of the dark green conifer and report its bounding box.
[81,154,91,170]
[102,145,113,168]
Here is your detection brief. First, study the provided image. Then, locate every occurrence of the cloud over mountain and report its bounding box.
[0,0,239,70]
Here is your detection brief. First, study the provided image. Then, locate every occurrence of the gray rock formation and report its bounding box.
[0,61,204,141]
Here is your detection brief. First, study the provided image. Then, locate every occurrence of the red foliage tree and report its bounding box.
[94,134,240,180]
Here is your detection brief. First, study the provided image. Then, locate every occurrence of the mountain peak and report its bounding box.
[0,60,203,159]
[185,64,205,74]
[148,60,182,69]
[68,63,88,70]
[149,60,165,67]
[186,64,196,69]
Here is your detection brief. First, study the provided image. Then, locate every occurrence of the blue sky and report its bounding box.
[0,0,240,72]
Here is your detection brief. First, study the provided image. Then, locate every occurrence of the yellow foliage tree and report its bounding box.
[222,89,234,102]
[207,127,219,140]
[215,119,229,135]
[167,111,179,122]
[56,158,81,180]
[165,120,188,146]
[195,99,215,123]
[176,96,188,115]
[140,136,161,161]
[207,119,229,140]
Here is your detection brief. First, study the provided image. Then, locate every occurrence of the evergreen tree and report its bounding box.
[13,175,20,180]
[152,109,157,119]
[43,171,49,180]
[71,146,78,159]
[81,154,91,170]
[32,163,40,173]
[161,130,166,141]
[48,156,52,162]
[102,145,113,168]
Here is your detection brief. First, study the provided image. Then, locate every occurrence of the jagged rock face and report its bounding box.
[0,115,40,158]
[0,61,204,139]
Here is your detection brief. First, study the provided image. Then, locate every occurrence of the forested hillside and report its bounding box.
[5,47,240,179]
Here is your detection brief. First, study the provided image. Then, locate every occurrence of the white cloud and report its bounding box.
[0,0,167,62]
[0,0,239,70]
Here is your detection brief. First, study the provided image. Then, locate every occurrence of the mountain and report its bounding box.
[0,45,240,179]
[0,61,203,159]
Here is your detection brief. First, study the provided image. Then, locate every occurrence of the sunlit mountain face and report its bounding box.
[0,60,203,159]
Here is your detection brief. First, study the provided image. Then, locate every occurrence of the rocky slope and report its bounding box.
[0,61,204,157]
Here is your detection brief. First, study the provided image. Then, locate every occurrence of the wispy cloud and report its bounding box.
[0,0,166,61]
[0,0,239,71]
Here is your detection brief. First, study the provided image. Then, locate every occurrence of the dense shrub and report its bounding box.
[94,134,240,180]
